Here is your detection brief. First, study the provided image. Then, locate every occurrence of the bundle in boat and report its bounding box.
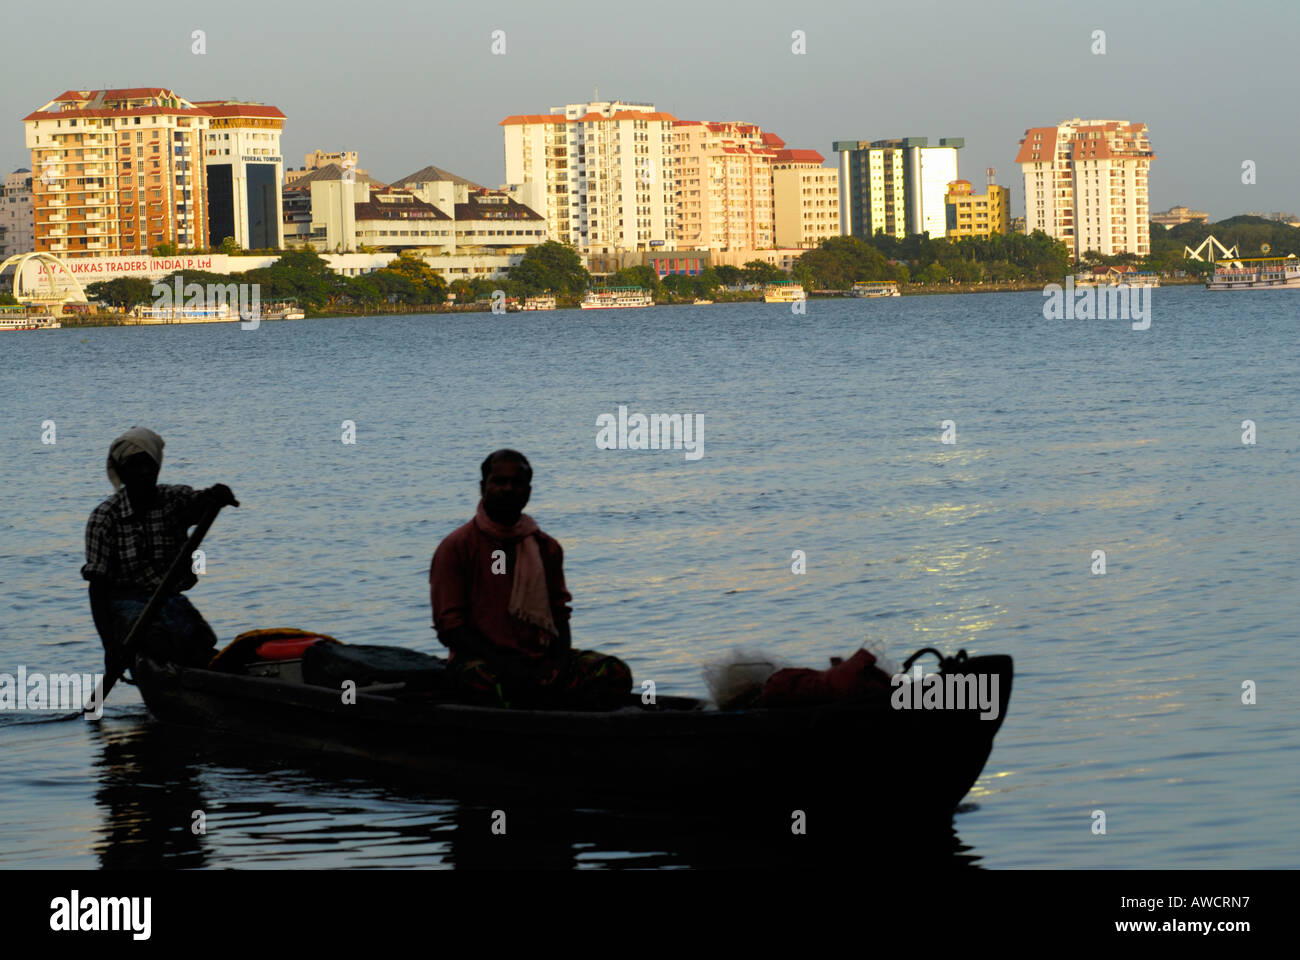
[301,643,448,692]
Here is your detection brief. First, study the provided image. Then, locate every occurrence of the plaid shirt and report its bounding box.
[82,484,207,591]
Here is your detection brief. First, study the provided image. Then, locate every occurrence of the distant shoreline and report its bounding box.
[37,277,1207,327]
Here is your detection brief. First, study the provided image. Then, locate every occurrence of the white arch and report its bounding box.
[0,252,89,303]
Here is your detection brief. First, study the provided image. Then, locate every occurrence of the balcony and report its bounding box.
[48,213,66,222]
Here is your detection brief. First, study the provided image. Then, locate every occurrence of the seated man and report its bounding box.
[83,427,239,672]
[430,449,632,709]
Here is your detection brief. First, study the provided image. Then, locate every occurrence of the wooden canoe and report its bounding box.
[131,649,1013,820]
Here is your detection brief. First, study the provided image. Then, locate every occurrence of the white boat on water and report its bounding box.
[580,287,653,310]
[0,311,61,331]
[263,302,306,320]
[131,303,236,324]
[1207,257,1300,291]
[763,280,807,303]
[852,281,901,298]
[692,298,714,305]
[524,295,556,311]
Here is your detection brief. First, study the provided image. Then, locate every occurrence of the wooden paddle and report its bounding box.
[87,501,226,718]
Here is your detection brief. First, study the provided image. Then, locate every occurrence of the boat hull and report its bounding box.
[132,653,1012,817]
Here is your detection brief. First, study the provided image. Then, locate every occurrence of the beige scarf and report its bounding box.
[473,501,558,638]
[106,426,165,490]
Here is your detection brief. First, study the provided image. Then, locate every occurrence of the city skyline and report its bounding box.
[3,0,1297,223]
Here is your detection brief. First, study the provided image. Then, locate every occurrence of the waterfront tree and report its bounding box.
[84,277,155,310]
[376,251,447,303]
[510,241,590,294]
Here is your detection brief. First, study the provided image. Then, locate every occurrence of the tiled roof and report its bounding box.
[772,148,824,164]
[498,114,568,125]
[284,163,385,190]
[193,102,287,120]
[391,165,482,189]
[454,194,544,221]
[354,189,451,221]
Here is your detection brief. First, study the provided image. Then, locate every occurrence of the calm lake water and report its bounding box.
[2,287,1297,868]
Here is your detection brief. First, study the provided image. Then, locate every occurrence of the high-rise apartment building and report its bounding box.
[24,88,209,257]
[944,180,1010,239]
[673,120,775,250]
[194,100,286,250]
[771,149,840,248]
[834,137,963,240]
[1016,119,1154,259]
[502,100,678,254]
[1,169,35,257]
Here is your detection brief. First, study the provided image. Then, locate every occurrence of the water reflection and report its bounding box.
[90,719,983,869]
[90,721,210,869]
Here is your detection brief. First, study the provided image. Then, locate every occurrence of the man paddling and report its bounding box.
[83,427,239,671]
[430,449,632,709]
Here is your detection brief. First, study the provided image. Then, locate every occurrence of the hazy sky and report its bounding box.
[5,0,1296,220]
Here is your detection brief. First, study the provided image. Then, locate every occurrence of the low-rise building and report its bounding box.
[283,162,547,281]
[944,180,1010,238]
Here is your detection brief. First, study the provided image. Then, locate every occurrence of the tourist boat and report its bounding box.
[580,286,653,310]
[263,302,306,320]
[523,295,557,311]
[129,644,1012,818]
[0,309,61,331]
[130,303,237,324]
[763,280,807,303]
[1207,256,1300,291]
[1074,269,1160,289]
[852,281,901,298]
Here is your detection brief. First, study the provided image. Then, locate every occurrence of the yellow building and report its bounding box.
[944,180,1010,239]
[772,150,840,248]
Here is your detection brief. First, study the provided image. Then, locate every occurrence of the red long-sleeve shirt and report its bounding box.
[429,518,572,659]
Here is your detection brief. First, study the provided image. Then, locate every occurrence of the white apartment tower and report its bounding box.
[1016,119,1154,260]
[502,100,677,254]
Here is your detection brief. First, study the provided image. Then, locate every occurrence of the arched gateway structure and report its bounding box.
[0,252,89,304]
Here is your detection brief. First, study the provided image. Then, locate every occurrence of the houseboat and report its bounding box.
[763,280,807,303]
[0,306,61,331]
[263,302,306,320]
[1074,266,1160,288]
[1207,256,1300,291]
[130,303,237,324]
[852,281,901,298]
[580,286,654,310]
